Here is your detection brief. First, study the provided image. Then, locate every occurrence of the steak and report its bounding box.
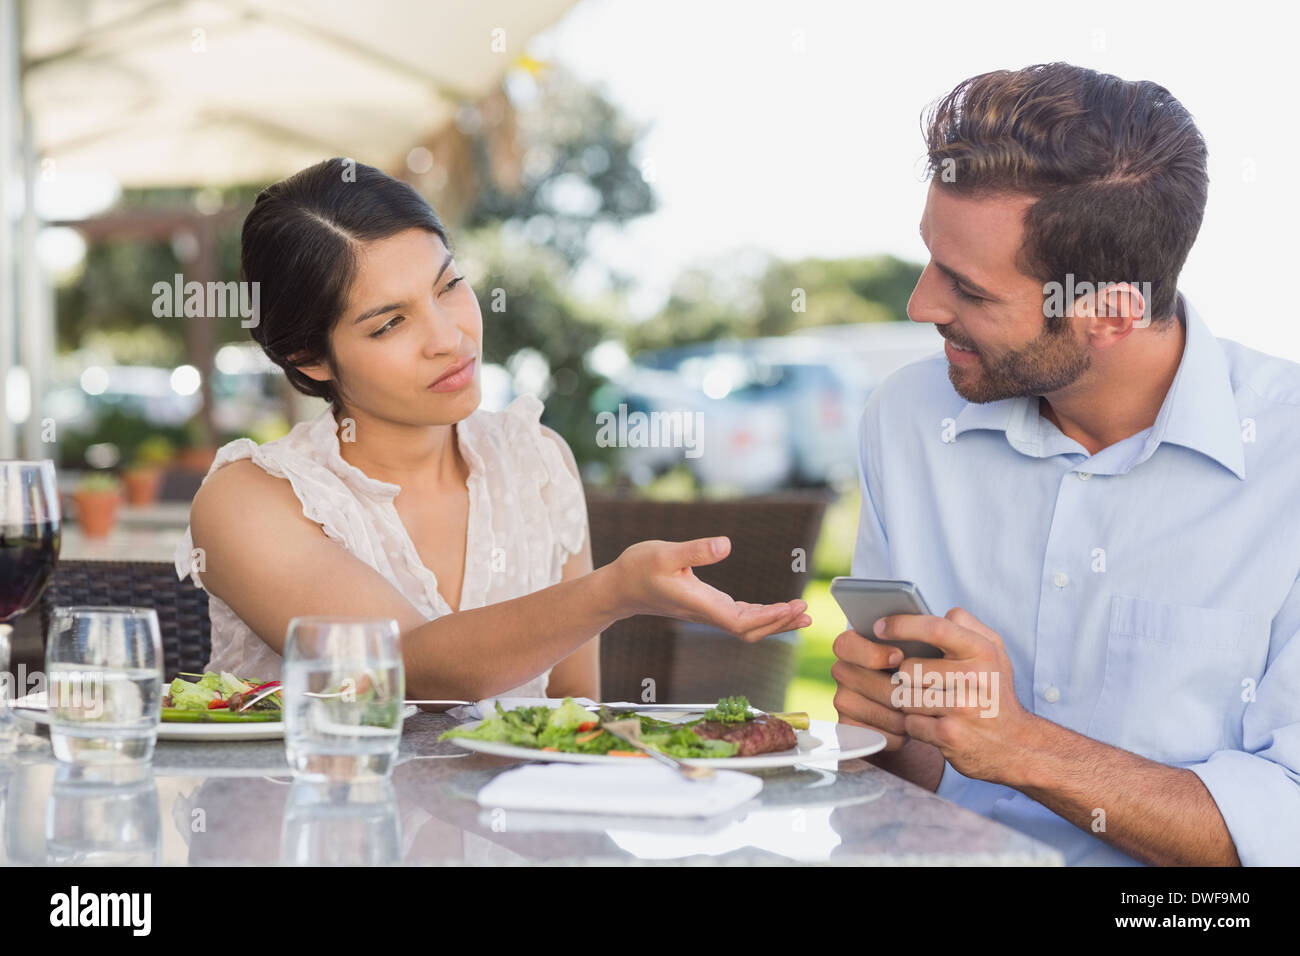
[692,715,798,756]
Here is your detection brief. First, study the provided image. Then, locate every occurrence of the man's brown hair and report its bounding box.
[922,62,1207,326]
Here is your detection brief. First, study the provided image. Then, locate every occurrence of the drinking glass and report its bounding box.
[0,460,61,753]
[46,607,163,765]
[283,617,404,782]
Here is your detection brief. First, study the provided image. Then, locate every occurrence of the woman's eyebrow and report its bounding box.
[351,251,454,325]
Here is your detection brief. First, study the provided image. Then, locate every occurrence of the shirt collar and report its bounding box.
[952,292,1245,479]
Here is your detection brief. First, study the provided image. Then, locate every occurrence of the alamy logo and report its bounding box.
[890,664,1000,717]
[151,274,259,327]
[595,403,703,459]
[49,886,151,936]
[1042,275,1152,328]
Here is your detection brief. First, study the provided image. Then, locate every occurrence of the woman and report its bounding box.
[174,158,810,701]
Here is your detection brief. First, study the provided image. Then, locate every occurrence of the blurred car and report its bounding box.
[621,342,865,491]
[722,352,868,487]
[620,323,942,492]
[601,364,790,493]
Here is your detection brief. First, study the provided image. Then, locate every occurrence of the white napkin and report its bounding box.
[445,696,597,721]
[475,763,763,817]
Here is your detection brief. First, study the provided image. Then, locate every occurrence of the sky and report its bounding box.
[530,0,1300,362]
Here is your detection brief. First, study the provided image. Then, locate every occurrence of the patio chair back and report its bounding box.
[585,489,833,711]
[39,560,211,681]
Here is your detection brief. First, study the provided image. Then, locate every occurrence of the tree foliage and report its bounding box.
[627,253,922,354]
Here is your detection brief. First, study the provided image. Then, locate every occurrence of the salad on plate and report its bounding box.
[161,671,283,722]
[439,695,809,759]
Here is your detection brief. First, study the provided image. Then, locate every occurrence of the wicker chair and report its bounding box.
[585,489,833,712]
[158,470,205,503]
[39,560,211,681]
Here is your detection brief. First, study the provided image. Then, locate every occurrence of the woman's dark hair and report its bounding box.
[241,157,451,410]
[922,62,1208,327]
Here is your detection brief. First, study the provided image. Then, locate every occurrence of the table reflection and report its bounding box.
[45,762,160,866]
[281,778,401,866]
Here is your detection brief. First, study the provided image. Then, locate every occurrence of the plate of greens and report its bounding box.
[156,671,286,740]
[10,670,418,742]
[439,696,887,770]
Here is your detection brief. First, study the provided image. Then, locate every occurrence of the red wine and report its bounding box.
[0,521,61,621]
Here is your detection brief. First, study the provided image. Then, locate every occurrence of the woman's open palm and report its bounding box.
[613,537,811,642]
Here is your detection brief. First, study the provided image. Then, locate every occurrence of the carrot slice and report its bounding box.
[540,746,559,752]
[575,730,603,744]
[608,750,649,757]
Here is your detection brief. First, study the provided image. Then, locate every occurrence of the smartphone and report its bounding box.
[829,576,944,660]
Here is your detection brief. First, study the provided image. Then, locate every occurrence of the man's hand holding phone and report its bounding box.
[829,577,939,751]
[830,577,1039,789]
[830,624,912,750]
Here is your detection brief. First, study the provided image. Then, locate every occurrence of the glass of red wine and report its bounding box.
[0,460,62,752]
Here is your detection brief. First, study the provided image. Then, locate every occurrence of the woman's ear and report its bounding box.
[288,352,332,385]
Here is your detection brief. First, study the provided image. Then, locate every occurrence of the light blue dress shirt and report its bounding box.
[851,292,1300,865]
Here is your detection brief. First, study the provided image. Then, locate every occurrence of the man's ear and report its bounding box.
[1082,282,1148,345]
[1095,282,1151,334]
[1097,282,1149,328]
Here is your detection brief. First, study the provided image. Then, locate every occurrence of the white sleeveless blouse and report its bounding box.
[172,394,588,697]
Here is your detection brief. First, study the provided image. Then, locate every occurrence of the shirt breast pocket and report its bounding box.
[1085,594,1266,765]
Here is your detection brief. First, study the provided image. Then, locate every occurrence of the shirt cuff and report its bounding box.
[1187,749,1300,865]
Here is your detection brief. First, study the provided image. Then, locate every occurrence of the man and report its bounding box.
[832,61,1300,866]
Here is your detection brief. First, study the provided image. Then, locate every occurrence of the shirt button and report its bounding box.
[1052,572,1069,588]
[1043,685,1061,703]
[1077,471,1092,481]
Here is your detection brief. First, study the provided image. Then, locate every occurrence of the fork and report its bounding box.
[236,683,283,713]
[600,719,716,781]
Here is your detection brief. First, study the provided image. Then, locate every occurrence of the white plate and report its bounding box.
[6,687,418,742]
[445,716,887,770]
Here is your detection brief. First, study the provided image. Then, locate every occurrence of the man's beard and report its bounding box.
[947,322,1091,403]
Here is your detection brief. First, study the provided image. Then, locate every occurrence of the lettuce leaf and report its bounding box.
[168,677,220,710]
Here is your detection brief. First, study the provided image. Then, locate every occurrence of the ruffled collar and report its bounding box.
[297,405,486,501]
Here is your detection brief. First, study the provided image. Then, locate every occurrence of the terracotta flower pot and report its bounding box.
[74,489,122,537]
[123,467,163,506]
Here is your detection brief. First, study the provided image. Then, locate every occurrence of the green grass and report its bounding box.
[785,578,842,721]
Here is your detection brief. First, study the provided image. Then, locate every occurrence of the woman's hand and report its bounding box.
[610,536,811,642]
